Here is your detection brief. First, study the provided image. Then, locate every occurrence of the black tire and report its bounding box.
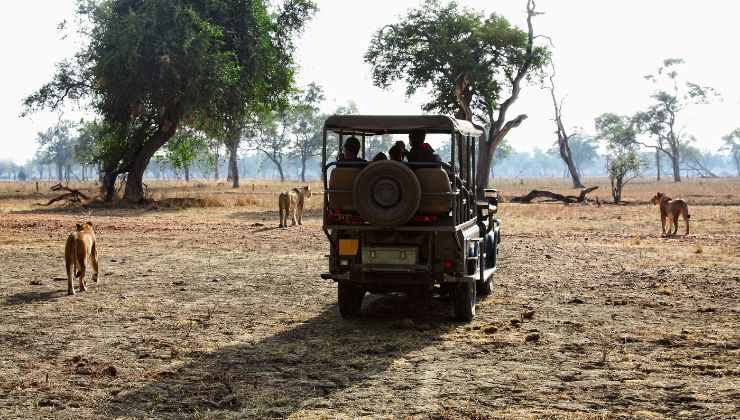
[338,281,365,318]
[353,160,421,226]
[453,281,476,322]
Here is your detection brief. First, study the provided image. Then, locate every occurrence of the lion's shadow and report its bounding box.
[3,290,67,306]
[101,294,458,418]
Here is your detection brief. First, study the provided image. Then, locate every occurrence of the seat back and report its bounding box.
[328,167,360,212]
[416,168,452,215]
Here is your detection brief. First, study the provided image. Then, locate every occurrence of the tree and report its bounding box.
[595,113,643,203]
[680,141,718,178]
[289,83,325,182]
[247,112,290,182]
[24,0,316,201]
[17,167,28,182]
[36,120,77,182]
[721,129,740,176]
[548,66,583,188]
[365,0,549,191]
[632,58,717,183]
[0,161,19,180]
[161,128,209,182]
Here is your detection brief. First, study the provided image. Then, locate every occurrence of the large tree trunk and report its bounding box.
[559,140,583,188]
[227,140,239,188]
[101,170,117,202]
[184,165,190,182]
[300,156,307,182]
[655,148,661,181]
[477,116,527,192]
[670,144,681,182]
[124,126,177,202]
[56,163,63,182]
[213,149,220,180]
[734,155,740,177]
[549,70,584,189]
[277,163,285,182]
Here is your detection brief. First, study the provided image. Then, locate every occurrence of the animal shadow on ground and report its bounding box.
[231,208,322,222]
[103,294,459,418]
[3,290,67,306]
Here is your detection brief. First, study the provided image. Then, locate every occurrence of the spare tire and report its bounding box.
[353,160,421,226]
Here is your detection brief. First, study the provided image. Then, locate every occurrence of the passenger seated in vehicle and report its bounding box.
[388,141,406,161]
[338,136,366,162]
[372,152,388,161]
[406,130,441,162]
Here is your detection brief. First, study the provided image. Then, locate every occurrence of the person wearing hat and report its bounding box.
[388,141,407,162]
[406,130,440,162]
[338,136,366,162]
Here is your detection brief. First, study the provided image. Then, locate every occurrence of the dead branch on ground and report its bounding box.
[510,186,598,204]
[38,184,91,206]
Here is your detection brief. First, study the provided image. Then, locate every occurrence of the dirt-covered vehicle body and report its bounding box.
[320,115,501,321]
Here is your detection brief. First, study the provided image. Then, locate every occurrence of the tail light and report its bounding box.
[413,215,438,223]
[328,209,364,225]
[442,259,455,271]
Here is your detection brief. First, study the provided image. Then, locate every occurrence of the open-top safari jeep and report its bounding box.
[320,115,501,321]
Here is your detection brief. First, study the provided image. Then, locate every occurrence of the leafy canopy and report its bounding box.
[365,0,549,124]
[24,0,316,179]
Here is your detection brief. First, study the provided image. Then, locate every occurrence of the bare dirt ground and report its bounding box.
[0,178,738,419]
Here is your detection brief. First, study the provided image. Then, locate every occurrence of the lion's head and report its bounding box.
[650,192,664,205]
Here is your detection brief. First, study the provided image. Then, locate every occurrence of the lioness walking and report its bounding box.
[65,222,99,295]
[651,192,690,236]
[279,186,312,228]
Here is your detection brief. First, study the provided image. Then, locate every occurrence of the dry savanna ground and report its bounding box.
[0,177,738,419]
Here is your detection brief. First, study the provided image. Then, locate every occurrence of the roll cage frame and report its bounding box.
[321,115,487,234]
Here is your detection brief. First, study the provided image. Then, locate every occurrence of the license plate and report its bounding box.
[362,247,418,265]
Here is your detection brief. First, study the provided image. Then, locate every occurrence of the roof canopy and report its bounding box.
[324,115,485,137]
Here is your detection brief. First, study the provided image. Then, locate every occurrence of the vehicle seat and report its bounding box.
[328,167,360,212]
[416,168,452,215]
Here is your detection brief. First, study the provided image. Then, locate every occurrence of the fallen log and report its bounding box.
[510,186,598,204]
[38,184,91,206]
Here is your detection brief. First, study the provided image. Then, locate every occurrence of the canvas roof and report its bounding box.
[323,115,485,137]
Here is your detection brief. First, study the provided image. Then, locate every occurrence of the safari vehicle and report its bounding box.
[320,115,501,321]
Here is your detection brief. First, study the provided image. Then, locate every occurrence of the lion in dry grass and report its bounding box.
[651,192,690,236]
[279,186,312,228]
[65,222,99,295]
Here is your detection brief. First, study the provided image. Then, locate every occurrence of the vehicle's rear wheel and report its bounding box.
[477,233,497,296]
[338,281,365,318]
[453,281,476,322]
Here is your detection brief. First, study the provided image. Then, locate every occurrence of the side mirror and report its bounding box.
[484,188,498,213]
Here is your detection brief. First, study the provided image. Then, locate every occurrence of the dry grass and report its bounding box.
[0,178,738,419]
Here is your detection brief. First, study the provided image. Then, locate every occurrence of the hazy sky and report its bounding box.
[2,0,738,164]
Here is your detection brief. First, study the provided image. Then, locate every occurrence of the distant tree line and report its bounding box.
[14,0,740,199]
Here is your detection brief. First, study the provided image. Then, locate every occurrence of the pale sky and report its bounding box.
[1,0,739,164]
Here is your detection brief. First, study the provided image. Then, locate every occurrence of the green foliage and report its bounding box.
[562,134,599,170]
[25,0,316,199]
[288,83,325,163]
[17,167,28,181]
[720,129,740,176]
[633,58,717,182]
[36,120,78,178]
[493,139,513,164]
[160,128,209,173]
[595,113,642,202]
[365,0,549,125]
[722,129,740,155]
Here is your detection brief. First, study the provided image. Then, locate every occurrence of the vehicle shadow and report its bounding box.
[3,290,67,306]
[102,294,458,418]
